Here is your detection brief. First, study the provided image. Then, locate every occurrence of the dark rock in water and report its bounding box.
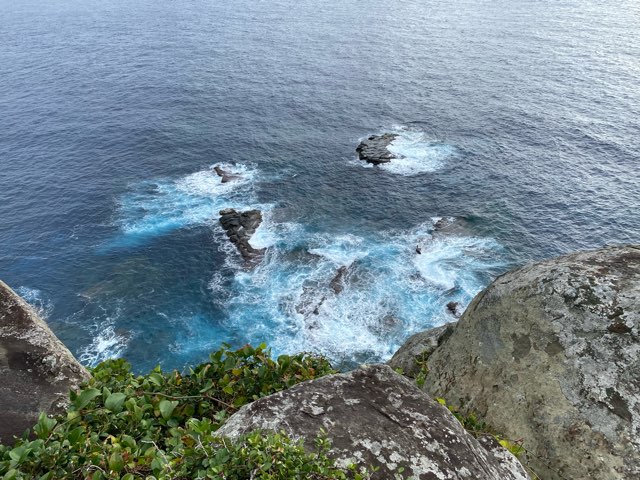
[419,245,640,480]
[297,265,352,322]
[0,280,90,443]
[433,217,450,231]
[295,284,326,320]
[219,208,265,264]
[217,365,529,480]
[446,301,460,316]
[432,216,473,236]
[213,165,241,183]
[356,133,399,165]
[329,266,348,294]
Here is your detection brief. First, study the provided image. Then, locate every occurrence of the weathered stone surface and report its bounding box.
[218,364,529,480]
[422,245,640,480]
[356,134,399,165]
[219,208,266,265]
[0,280,90,443]
[388,324,454,378]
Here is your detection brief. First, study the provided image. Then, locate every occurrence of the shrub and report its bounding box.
[0,343,365,479]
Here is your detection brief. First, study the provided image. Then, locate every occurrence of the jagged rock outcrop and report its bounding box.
[0,280,90,443]
[219,208,265,265]
[218,364,529,480]
[356,133,399,164]
[414,245,640,480]
[213,165,241,183]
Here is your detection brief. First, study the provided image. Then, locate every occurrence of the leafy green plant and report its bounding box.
[0,343,366,480]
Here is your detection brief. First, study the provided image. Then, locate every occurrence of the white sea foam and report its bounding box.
[215,218,505,367]
[15,286,54,319]
[78,323,129,366]
[104,163,503,369]
[113,163,258,244]
[356,126,456,176]
[308,234,369,266]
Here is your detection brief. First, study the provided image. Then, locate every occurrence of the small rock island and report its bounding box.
[356,133,399,164]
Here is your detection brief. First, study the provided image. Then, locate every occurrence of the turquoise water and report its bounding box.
[1,0,639,371]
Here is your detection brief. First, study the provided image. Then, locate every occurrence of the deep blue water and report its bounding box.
[1,0,639,372]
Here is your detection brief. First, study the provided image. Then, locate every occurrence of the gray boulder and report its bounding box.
[0,280,90,443]
[388,324,454,378]
[218,364,529,480]
[421,245,640,480]
[356,134,399,165]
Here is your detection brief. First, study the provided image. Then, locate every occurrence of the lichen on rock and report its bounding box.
[218,364,530,479]
[0,280,90,443]
[417,245,640,480]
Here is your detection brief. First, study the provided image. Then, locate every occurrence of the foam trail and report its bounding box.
[77,308,130,366]
[15,286,54,319]
[109,163,258,247]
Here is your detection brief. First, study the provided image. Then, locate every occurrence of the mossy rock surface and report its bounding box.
[421,245,640,480]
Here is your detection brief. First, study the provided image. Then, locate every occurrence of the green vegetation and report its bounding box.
[0,344,373,480]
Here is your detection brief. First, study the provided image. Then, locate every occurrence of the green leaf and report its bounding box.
[158,399,178,420]
[104,393,127,413]
[3,469,18,480]
[8,445,30,463]
[67,426,85,446]
[108,452,124,473]
[73,388,101,410]
[34,412,57,439]
[148,372,164,386]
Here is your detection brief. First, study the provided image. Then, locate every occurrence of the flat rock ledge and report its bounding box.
[219,208,266,265]
[416,244,640,480]
[356,133,399,165]
[0,280,90,443]
[217,364,529,480]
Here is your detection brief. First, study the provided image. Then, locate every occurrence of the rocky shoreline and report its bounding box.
[2,244,639,479]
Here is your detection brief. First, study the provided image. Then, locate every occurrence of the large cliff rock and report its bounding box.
[0,280,90,443]
[218,364,529,480]
[415,245,640,480]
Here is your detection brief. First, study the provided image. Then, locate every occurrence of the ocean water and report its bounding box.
[1,0,639,372]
